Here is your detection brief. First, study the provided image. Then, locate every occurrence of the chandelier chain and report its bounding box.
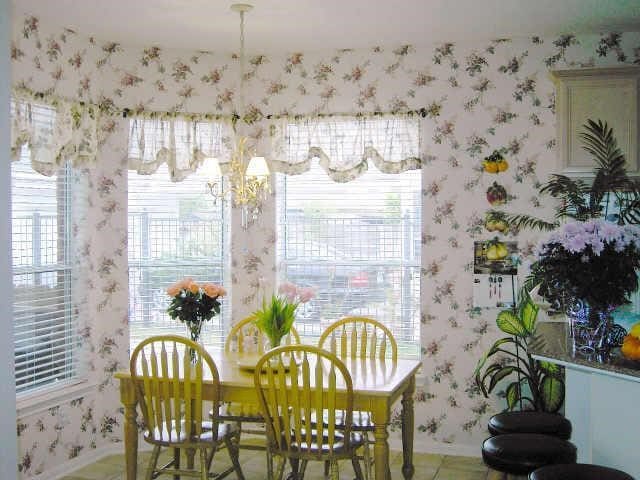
[239,9,246,120]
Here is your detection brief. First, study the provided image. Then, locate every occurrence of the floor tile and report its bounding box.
[62,449,487,480]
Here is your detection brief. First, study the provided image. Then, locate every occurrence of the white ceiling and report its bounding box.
[11,0,640,53]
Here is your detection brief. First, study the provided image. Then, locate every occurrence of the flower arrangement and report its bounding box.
[253,281,315,349]
[166,278,226,342]
[530,220,640,314]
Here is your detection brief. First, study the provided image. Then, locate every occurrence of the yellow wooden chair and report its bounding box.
[253,345,365,480]
[318,316,398,480]
[130,335,245,480]
[221,315,301,450]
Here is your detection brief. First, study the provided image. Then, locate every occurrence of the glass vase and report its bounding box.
[187,320,204,363]
[566,299,613,354]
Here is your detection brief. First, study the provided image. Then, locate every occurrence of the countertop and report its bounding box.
[528,321,640,382]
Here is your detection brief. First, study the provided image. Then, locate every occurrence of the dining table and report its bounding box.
[115,349,421,480]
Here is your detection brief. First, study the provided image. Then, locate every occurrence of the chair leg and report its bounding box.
[266,449,274,480]
[362,433,372,480]
[146,445,161,480]
[329,460,339,480]
[225,434,245,480]
[200,447,209,480]
[173,447,181,480]
[275,456,286,480]
[289,457,300,479]
[352,455,365,480]
[299,460,308,480]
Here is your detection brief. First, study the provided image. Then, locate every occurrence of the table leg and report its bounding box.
[401,375,416,480]
[370,409,390,480]
[123,397,139,480]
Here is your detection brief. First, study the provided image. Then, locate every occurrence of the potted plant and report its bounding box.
[506,119,640,232]
[253,281,315,349]
[475,288,565,412]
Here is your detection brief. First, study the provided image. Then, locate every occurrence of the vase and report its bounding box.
[566,299,614,354]
[187,320,204,363]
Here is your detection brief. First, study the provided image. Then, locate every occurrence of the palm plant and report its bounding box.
[506,119,640,231]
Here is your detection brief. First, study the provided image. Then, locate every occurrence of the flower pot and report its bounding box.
[567,299,613,354]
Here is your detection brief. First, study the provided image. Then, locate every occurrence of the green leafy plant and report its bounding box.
[474,289,565,412]
[505,119,640,231]
[253,282,315,348]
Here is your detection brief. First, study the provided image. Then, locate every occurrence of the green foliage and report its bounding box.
[253,295,298,348]
[474,289,565,412]
[166,289,221,341]
[505,119,640,232]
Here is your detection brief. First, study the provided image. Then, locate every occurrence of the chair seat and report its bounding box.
[529,463,635,480]
[488,412,572,439]
[282,429,364,455]
[144,421,237,447]
[482,433,577,475]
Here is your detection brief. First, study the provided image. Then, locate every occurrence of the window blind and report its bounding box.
[12,133,84,394]
[128,164,229,349]
[277,145,421,357]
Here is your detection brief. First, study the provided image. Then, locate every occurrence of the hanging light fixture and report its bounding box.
[205,3,271,228]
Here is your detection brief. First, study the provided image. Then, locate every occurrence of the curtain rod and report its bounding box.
[14,86,427,122]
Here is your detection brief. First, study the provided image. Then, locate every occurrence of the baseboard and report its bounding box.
[388,437,481,458]
[27,443,126,480]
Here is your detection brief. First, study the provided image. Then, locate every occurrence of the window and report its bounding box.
[12,131,83,394]
[277,160,421,356]
[128,165,229,349]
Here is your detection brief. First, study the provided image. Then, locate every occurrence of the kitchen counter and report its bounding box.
[529,321,640,382]
[528,320,640,476]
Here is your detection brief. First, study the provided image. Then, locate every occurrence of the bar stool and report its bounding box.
[482,433,577,478]
[529,463,635,479]
[488,411,572,439]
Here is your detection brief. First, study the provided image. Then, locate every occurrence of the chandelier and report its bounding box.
[205,3,271,228]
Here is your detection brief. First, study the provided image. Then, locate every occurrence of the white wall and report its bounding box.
[1,0,18,478]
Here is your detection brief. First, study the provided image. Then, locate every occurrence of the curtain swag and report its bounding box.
[10,94,99,176]
[127,117,235,181]
[268,115,422,182]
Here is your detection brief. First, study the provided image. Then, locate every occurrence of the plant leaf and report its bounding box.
[505,381,522,411]
[496,310,527,336]
[538,361,561,375]
[540,375,565,413]
[519,296,539,334]
[488,365,516,393]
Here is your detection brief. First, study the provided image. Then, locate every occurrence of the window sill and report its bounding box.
[17,379,97,418]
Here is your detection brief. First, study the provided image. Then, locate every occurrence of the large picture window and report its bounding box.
[128,164,229,348]
[277,163,421,356]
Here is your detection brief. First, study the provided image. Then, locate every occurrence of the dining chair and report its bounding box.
[253,345,365,480]
[130,335,245,480]
[221,315,301,451]
[318,316,398,480]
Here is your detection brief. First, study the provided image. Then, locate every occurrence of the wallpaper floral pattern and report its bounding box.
[10,11,640,477]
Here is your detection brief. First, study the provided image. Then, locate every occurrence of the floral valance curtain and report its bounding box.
[127,117,234,181]
[269,115,422,182]
[10,94,98,176]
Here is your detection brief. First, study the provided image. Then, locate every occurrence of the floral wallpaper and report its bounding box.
[10,11,640,476]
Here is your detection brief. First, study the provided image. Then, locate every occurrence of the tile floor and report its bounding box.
[60,443,490,480]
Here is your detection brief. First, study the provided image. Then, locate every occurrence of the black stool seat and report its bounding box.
[530,463,635,480]
[482,433,577,475]
[488,411,572,439]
